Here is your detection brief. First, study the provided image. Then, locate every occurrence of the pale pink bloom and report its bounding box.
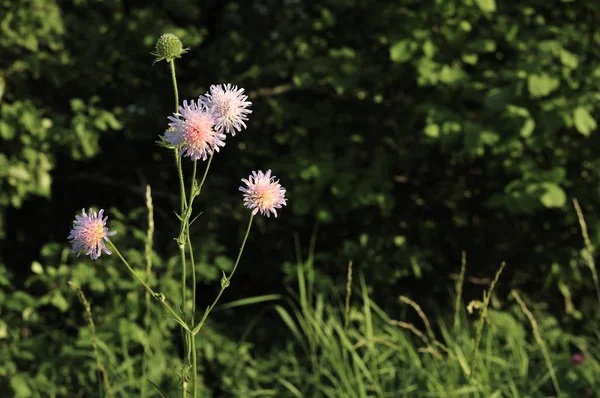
[201,84,252,136]
[68,208,117,260]
[239,170,287,217]
[166,99,226,161]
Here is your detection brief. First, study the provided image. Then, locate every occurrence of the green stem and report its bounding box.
[175,154,214,331]
[189,160,198,324]
[177,153,214,242]
[168,57,190,398]
[196,152,213,197]
[192,215,254,335]
[191,332,197,398]
[169,60,179,113]
[187,230,197,397]
[176,152,188,215]
[190,160,198,202]
[187,230,197,324]
[108,241,190,332]
[180,244,187,318]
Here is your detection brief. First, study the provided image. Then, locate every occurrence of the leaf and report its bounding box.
[527,74,560,98]
[480,130,499,145]
[50,292,69,312]
[439,64,465,84]
[573,107,597,136]
[7,166,31,181]
[147,380,171,398]
[484,86,514,110]
[31,261,44,274]
[475,0,496,13]
[274,305,304,345]
[393,236,406,246]
[217,294,282,310]
[277,377,303,397]
[540,183,566,208]
[0,320,7,339]
[389,40,414,63]
[560,50,578,69]
[10,374,32,397]
[521,118,535,138]
[424,124,440,138]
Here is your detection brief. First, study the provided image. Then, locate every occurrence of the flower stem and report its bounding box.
[191,331,197,398]
[177,153,214,242]
[189,160,198,323]
[196,152,214,197]
[169,60,179,113]
[187,231,197,323]
[108,240,190,332]
[192,215,254,335]
[167,56,193,398]
[180,244,187,317]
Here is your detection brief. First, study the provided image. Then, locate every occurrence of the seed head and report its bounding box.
[152,33,188,63]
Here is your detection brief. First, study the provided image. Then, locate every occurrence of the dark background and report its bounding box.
[1,0,600,396]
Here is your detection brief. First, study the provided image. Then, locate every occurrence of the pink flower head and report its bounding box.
[572,353,585,365]
[68,208,117,260]
[166,99,226,161]
[239,170,287,217]
[201,83,252,136]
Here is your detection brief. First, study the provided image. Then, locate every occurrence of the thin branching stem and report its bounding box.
[192,215,254,335]
[108,241,190,332]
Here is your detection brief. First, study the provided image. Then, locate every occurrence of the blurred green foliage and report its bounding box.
[2,0,600,396]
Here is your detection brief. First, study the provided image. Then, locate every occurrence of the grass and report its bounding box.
[4,201,600,397]
[271,247,600,398]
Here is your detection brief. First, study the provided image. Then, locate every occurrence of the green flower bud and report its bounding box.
[220,271,230,289]
[152,33,188,63]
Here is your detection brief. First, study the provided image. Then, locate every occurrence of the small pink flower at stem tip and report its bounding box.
[200,83,252,136]
[166,99,226,161]
[239,170,287,218]
[68,208,117,260]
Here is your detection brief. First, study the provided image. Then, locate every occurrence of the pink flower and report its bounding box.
[68,208,117,260]
[201,84,252,136]
[239,170,287,217]
[572,353,585,365]
[166,99,226,161]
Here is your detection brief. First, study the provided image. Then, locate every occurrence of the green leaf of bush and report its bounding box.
[527,74,560,98]
[540,183,566,208]
[573,107,597,136]
[475,0,496,13]
[389,40,414,63]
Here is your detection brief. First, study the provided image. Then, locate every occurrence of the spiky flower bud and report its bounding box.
[152,33,188,63]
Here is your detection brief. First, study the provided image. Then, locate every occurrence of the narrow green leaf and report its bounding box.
[217,294,282,310]
[274,305,304,344]
[277,377,303,397]
[148,380,171,398]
